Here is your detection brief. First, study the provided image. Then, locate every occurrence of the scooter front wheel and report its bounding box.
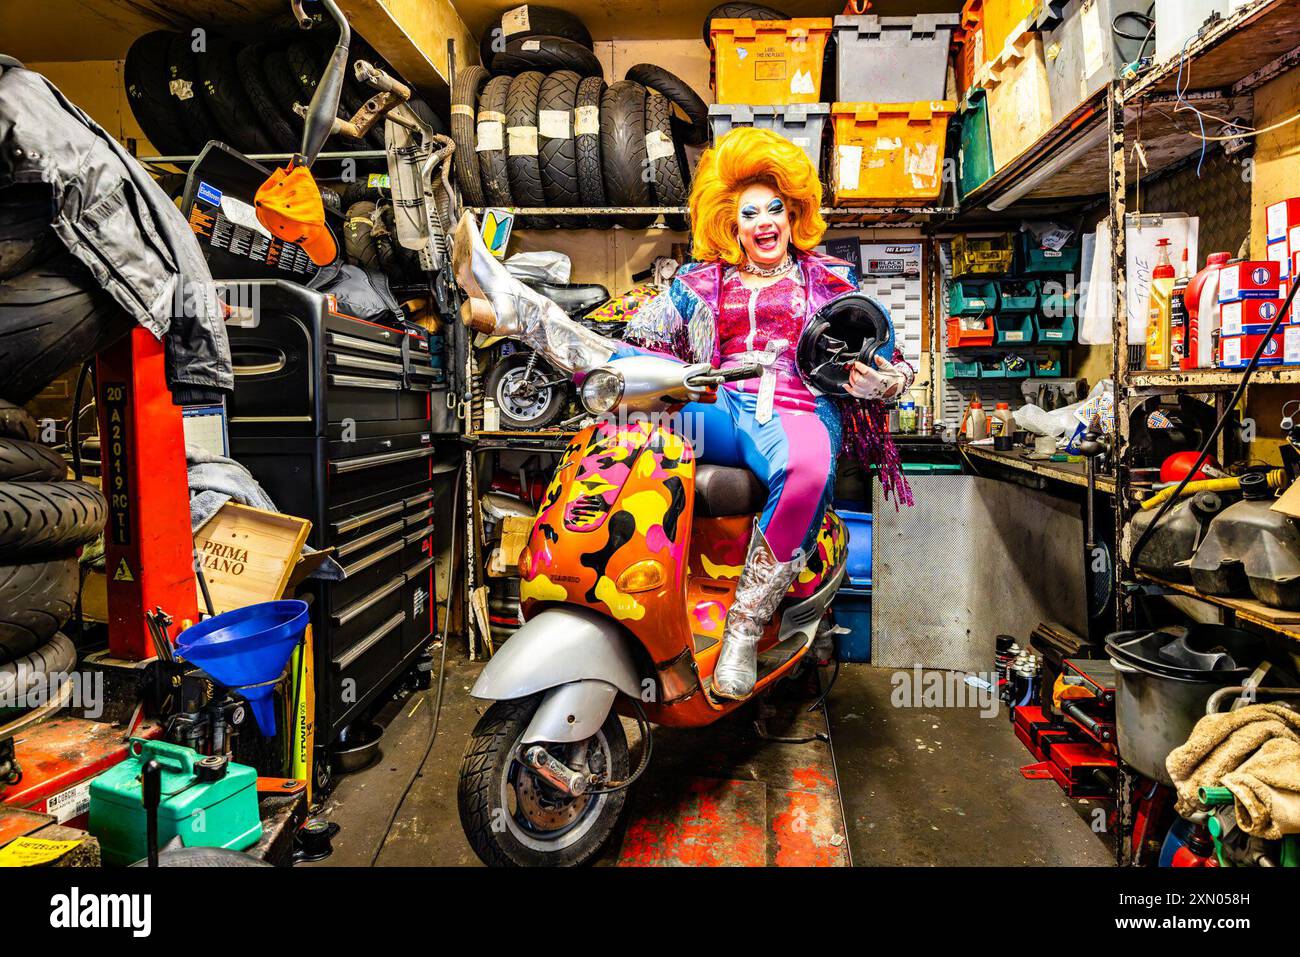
[458,694,630,866]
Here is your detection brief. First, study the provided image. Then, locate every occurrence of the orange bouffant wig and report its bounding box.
[688,127,827,265]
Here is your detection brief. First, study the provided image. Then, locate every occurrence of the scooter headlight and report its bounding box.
[581,368,625,414]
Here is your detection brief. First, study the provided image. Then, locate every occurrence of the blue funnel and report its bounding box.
[175,600,309,737]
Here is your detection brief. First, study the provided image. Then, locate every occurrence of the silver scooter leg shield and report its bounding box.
[470,605,642,744]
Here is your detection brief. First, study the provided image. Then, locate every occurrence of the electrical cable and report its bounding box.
[368,464,462,867]
[1130,275,1300,568]
[584,697,654,794]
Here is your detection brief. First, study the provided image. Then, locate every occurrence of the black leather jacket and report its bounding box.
[0,59,232,402]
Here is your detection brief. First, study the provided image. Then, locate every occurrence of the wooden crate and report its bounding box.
[193,503,313,614]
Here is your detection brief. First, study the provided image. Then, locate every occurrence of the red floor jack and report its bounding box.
[1,329,193,826]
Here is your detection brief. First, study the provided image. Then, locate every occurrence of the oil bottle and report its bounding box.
[1170,247,1191,370]
[1145,239,1176,370]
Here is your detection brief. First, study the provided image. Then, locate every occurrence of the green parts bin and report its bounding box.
[945,358,981,378]
[89,737,262,866]
[833,14,961,102]
[948,279,998,316]
[708,103,829,171]
[957,87,996,201]
[1016,230,1081,274]
[994,313,1035,344]
[997,278,1041,312]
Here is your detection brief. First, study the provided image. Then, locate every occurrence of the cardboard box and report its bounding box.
[1266,197,1300,245]
[1218,329,1288,368]
[1220,298,1285,335]
[1218,261,1282,303]
[1268,237,1291,278]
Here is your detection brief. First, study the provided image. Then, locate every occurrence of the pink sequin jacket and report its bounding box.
[623,249,915,505]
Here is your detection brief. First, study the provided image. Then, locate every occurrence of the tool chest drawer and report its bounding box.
[328,608,405,728]
[325,574,406,657]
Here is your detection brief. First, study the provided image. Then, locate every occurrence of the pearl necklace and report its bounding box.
[742,253,795,278]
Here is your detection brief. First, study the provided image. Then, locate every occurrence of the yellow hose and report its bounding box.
[1139,469,1288,511]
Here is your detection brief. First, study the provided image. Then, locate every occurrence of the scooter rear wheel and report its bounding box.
[458,694,630,867]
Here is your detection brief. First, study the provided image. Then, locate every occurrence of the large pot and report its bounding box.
[1106,625,1265,785]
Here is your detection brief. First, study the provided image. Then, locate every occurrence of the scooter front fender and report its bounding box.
[470,606,643,742]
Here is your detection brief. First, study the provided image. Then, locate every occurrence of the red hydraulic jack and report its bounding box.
[95,327,199,659]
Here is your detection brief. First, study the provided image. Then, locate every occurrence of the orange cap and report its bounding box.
[254,164,338,266]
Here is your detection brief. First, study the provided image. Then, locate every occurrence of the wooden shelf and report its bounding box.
[961,444,1117,495]
[467,205,955,229]
[1126,366,1300,391]
[1133,572,1300,644]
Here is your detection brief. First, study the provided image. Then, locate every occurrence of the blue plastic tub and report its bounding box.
[834,586,872,662]
[837,509,873,589]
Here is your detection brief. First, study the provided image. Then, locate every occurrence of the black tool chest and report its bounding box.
[224,280,455,740]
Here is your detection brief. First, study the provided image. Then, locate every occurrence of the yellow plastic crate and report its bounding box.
[979,21,1054,169]
[830,101,956,205]
[710,18,833,105]
[982,0,1037,63]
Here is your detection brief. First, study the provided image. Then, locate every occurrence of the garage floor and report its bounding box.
[310,653,1112,867]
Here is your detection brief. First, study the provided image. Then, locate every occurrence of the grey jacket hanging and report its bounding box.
[0,58,233,402]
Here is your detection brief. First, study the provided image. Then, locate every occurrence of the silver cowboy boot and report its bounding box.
[451,212,616,374]
[712,523,802,700]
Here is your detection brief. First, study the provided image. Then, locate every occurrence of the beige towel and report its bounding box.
[1165,703,1300,838]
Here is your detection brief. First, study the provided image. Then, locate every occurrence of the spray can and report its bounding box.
[1171,248,1191,370]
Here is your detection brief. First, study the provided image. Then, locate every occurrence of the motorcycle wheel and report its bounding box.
[458,694,630,867]
[483,353,567,430]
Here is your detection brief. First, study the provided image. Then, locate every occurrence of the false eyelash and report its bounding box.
[739,205,759,218]
[767,200,785,214]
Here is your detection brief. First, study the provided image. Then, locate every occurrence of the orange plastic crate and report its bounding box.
[946,315,996,348]
[830,101,956,205]
[710,18,833,106]
[982,0,1036,62]
[955,0,986,98]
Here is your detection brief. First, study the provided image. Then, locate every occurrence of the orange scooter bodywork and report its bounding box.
[518,416,847,728]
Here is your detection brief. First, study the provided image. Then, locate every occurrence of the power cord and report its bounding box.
[1130,274,1300,567]
[368,463,463,867]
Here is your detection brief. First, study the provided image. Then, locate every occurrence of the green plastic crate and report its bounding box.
[1032,357,1064,376]
[948,280,998,317]
[944,358,981,378]
[1001,355,1032,378]
[978,357,1008,378]
[997,278,1040,313]
[957,88,996,201]
[994,312,1035,345]
[1034,313,1076,343]
[1015,232,1081,274]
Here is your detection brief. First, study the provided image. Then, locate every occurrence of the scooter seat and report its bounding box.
[694,464,767,517]
[525,280,610,318]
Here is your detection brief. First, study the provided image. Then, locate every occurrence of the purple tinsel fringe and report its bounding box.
[842,399,913,509]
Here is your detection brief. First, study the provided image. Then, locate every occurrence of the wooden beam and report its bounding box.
[338,0,475,95]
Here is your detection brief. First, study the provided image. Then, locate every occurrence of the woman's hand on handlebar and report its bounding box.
[846,355,906,400]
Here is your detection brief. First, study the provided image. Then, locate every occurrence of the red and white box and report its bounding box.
[1219,330,1287,368]
[1220,298,1287,335]
[1267,197,1300,245]
[1218,261,1283,303]
[1269,238,1291,278]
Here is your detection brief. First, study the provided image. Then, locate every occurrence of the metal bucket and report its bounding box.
[1110,658,1220,785]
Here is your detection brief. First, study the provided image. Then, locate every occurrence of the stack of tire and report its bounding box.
[451,5,708,230]
[123,24,443,158]
[0,399,101,727]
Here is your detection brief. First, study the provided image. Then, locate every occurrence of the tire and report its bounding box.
[286,41,367,152]
[0,401,38,443]
[489,37,603,79]
[0,440,66,483]
[644,92,689,224]
[406,97,447,136]
[625,64,709,146]
[481,6,594,70]
[236,43,301,153]
[458,694,630,867]
[0,481,107,558]
[702,2,789,45]
[315,28,387,149]
[0,559,77,664]
[537,70,585,228]
[343,201,380,270]
[477,75,515,208]
[505,72,552,229]
[0,632,77,714]
[261,47,308,147]
[450,65,490,208]
[166,30,220,152]
[196,34,276,154]
[600,81,655,229]
[0,254,133,405]
[124,31,195,155]
[0,184,58,281]
[574,76,609,226]
[484,353,567,430]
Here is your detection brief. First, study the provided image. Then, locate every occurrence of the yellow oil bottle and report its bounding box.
[1145,239,1176,370]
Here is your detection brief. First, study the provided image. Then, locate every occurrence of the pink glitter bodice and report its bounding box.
[715,271,817,407]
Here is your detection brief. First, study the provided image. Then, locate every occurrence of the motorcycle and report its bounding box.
[457,354,849,866]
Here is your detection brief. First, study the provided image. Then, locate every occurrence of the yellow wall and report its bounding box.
[26,60,159,155]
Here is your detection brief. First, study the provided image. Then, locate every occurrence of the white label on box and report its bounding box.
[574,105,600,136]
[790,69,815,95]
[1005,331,1025,341]
[1219,265,1240,301]
[1081,0,1106,80]
[792,136,810,148]
[476,120,504,152]
[45,780,93,823]
[1268,201,1291,244]
[837,145,862,192]
[1221,300,1243,335]
[1290,224,1300,256]
[538,109,571,139]
[1272,238,1292,277]
[507,125,539,156]
[645,129,675,162]
[1222,335,1242,367]
[1287,325,1300,364]
[501,5,530,36]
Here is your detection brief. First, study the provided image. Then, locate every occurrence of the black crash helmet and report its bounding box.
[797,294,896,394]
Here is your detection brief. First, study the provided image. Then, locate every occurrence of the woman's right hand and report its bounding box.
[846,355,906,400]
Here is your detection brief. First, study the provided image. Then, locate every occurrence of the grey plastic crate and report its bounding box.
[833,14,960,103]
[1037,0,1151,125]
[707,103,829,171]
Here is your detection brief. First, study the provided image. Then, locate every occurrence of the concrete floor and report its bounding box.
[311,652,1112,867]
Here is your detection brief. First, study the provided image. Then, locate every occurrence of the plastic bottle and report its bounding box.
[1186,252,1231,370]
[960,398,989,440]
[1170,248,1191,370]
[1145,239,1176,370]
[991,401,1014,437]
